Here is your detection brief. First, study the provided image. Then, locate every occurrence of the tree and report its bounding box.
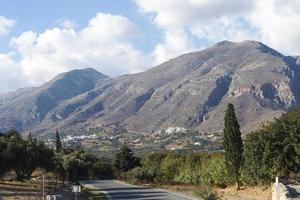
[0,135,8,177]
[223,103,243,190]
[242,131,271,185]
[6,131,55,181]
[6,129,20,138]
[55,129,62,152]
[113,146,140,175]
[241,108,300,184]
[54,152,67,183]
[160,154,182,183]
[58,149,104,182]
[27,132,33,141]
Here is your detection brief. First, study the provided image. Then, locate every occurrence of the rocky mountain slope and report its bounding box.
[0,68,108,133]
[1,40,300,137]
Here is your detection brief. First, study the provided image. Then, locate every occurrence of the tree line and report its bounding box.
[116,103,300,189]
[0,129,112,182]
[0,103,299,188]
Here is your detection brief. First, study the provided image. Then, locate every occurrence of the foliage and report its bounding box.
[113,146,140,176]
[198,155,232,187]
[55,130,62,152]
[0,130,55,180]
[2,104,300,187]
[57,149,112,182]
[242,108,300,184]
[0,134,9,177]
[160,153,182,183]
[223,103,243,188]
[123,151,231,187]
[141,151,168,182]
[0,129,112,182]
[241,131,271,185]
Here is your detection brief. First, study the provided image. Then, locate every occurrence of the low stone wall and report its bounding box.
[272,182,292,200]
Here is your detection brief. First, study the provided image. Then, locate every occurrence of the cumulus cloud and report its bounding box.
[135,0,300,56]
[0,53,27,93]
[2,1,300,93]
[249,0,300,54]
[8,13,150,88]
[135,0,253,30]
[0,16,15,36]
[153,30,196,64]
[135,0,257,63]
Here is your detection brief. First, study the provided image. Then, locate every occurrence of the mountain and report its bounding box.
[0,68,109,133]
[1,40,300,138]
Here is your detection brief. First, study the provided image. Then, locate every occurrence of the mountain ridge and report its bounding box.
[1,40,299,137]
[0,68,109,132]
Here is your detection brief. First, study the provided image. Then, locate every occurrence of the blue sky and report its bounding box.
[0,0,161,52]
[0,0,300,93]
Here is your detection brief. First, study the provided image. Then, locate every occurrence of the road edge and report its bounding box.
[113,180,200,200]
[79,181,111,200]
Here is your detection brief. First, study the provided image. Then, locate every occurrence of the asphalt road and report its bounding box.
[81,180,199,200]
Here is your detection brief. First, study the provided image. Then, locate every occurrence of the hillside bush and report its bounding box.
[123,151,231,186]
[242,108,300,185]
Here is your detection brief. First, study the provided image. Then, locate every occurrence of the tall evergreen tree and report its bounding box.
[223,103,243,190]
[55,129,62,152]
[113,146,140,175]
[0,136,8,177]
[27,132,33,141]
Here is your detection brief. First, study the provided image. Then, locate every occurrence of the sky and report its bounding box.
[0,0,300,94]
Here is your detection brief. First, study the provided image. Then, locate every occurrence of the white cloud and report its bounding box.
[153,30,196,64]
[135,0,257,62]
[135,0,300,55]
[135,0,253,30]
[0,16,15,36]
[8,13,150,88]
[249,0,300,55]
[2,1,300,93]
[0,53,27,93]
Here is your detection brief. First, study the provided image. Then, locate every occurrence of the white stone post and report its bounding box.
[275,177,279,200]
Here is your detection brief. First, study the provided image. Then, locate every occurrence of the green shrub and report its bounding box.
[199,156,232,187]
[160,154,182,183]
[122,167,154,184]
[241,131,271,185]
[124,151,231,187]
[241,108,300,185]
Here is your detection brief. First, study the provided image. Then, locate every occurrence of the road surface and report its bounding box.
[81,180,199,200]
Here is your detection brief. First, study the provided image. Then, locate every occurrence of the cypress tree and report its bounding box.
[55,129,62,152]
[27,132,33,141]
[223,103,243,190]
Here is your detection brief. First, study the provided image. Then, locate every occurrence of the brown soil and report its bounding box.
[215,185,272,200]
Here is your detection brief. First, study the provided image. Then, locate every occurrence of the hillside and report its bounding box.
[0,68,109,133]
[1,41,300,140]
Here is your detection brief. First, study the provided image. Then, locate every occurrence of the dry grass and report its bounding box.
[215,185,272,200]
[131,182,272,200]
[0,181,42,200]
